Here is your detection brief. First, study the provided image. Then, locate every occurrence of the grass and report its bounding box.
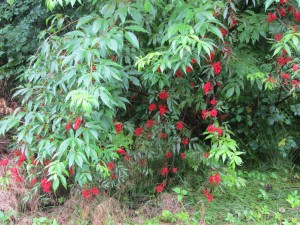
[187,164,300,225]
[138,163,300,225]
[1,163,300,225]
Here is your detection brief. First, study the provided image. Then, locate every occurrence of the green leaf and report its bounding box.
[7,0,14,5]
[129,76,141,86]
[106,39,118,53]
[125,31,139,49]
[60,175,67,189]
[53,177,59,192]
[101,2,116,19]
[265,0,275,11]
[173,187,180,194]
[99,88,113,108]
[76,15,96,29]
[178,195,183,202]
[226,87,235,98]
[144,0,151,12]
[125,25,148,33]
[209,26,223,40]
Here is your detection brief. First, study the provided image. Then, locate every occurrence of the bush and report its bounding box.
[0,0,299,203]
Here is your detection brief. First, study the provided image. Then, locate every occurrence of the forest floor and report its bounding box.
[0,160,300,225]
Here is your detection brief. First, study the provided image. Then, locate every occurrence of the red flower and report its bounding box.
[114,123,123,134]
[176,121,184,130]
[31,178,37,186]
[202,189,214,202]
[172,167,178,173]
[213,61,222,75]
[13,149,21,156]
[210,98,217,106]
[165,151,172,159]
[206,193,214,202]
[203,82,212,94]
[295,10,300,22]
[10,168,18,176]
[0,158,9,166]
[180,152,185,160]
[267,76,277,83]
[159,104,168,116]
[161,167,169,176]
[175,70,183,78]
[202,189,210,196]
[41,178,51,193]
[156,184,164,193]
[292,80,300,87]
[280,0,288,3]
[158,91,169,100]
[74,117,82,130]
[107,162,115,171]
[17,153,27,167]
[135,127,143,136]
[289,6,296,13]
[219,28,228,37]
[186,66,193,73]
[116,148,126,155]
[148,103,156,111]
[190,82,195,88]
[207,124,216,133]
[15,175,23,182]
[181,138,189,146]
[293,64,299,71]
[82,189,91,199]
[160,132,167,139]
[146,119,154,128]
[267,13,277,22]
[274,33,282,41]
[90,188,99,196]
[285,57,291,64]
[191,58,197,64]
[210,108,218,118]
[209,173,221,185]
[208,176,215,185]
[278,57,286,66]
[279,7,286,17]
[232,17,237,25]
[207,124,222,136]
[65,122,72,131]
[213,173,221,184]
[215,127,223,136]
[282,73,290,79]
[230,17,237,27]
[204,152,210,158]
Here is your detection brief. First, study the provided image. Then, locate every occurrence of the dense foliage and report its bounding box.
[0,0,300,205]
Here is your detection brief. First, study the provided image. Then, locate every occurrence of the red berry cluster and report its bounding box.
[82,188,99,199]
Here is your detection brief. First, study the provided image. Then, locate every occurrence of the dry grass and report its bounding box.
[0,162,194,225]
[90,197,125,225]
[0,155,41,224]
